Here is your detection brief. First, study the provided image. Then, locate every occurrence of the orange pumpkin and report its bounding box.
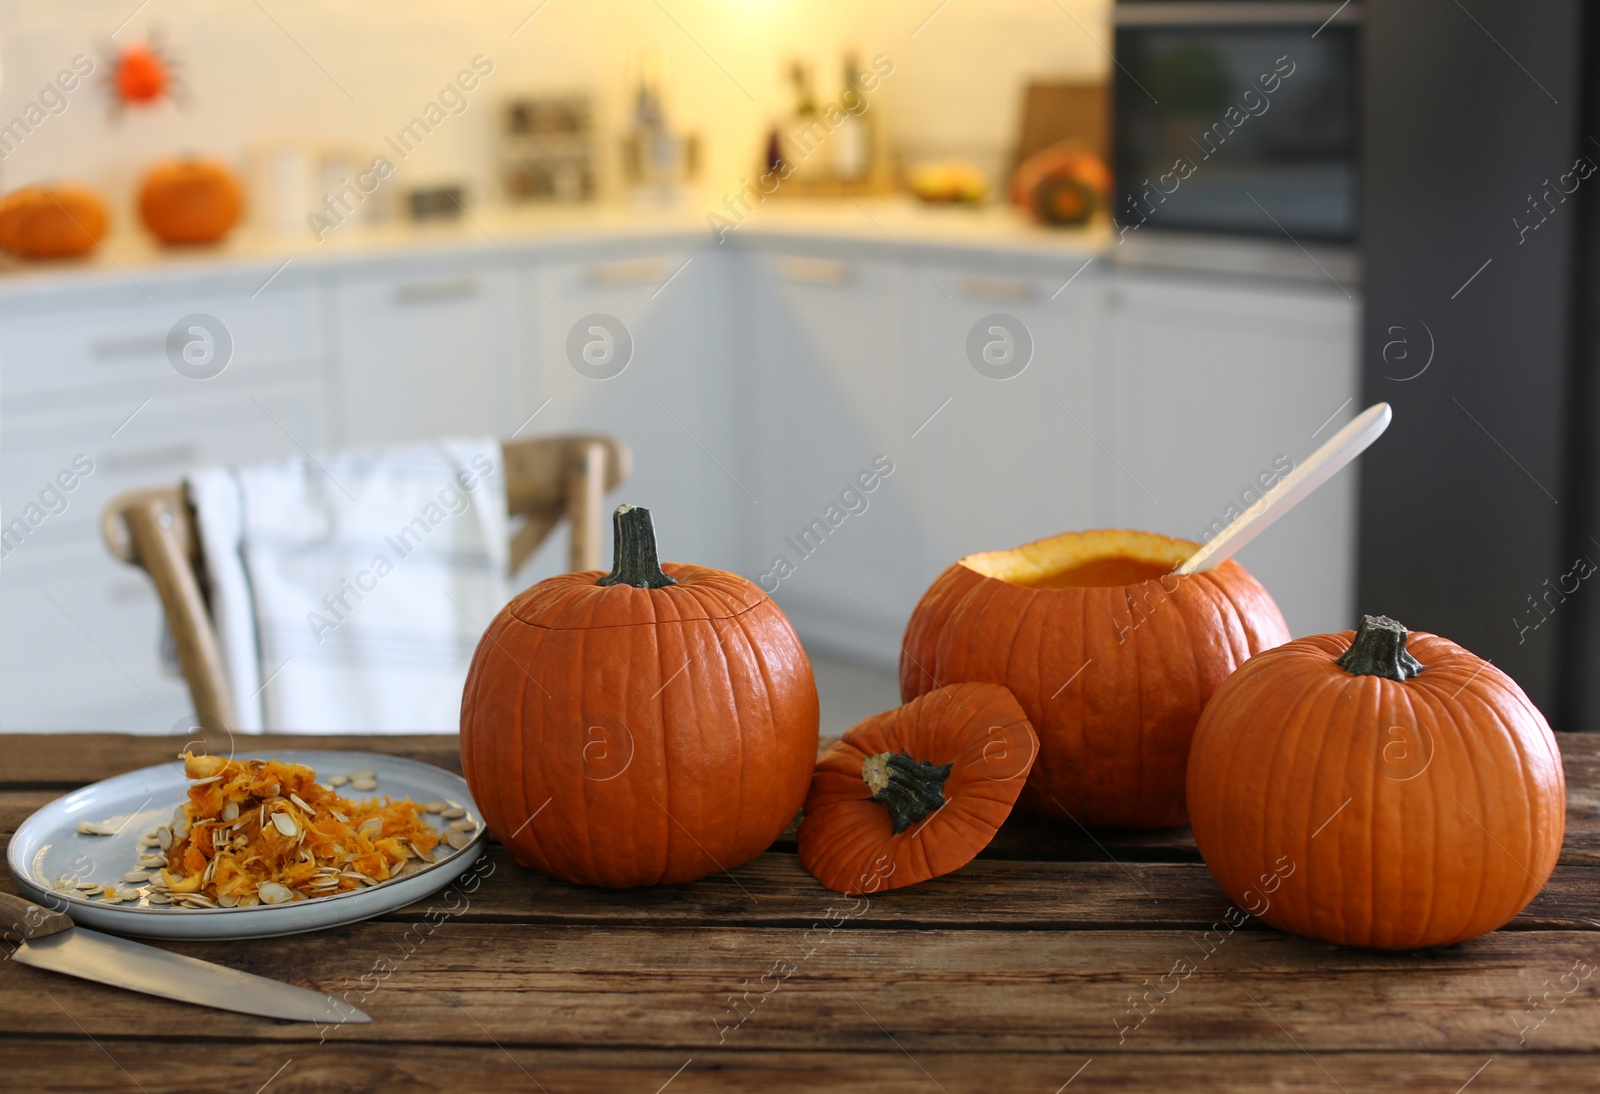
[460,504,819,888]
[138,158,243,244]
[1187,615,1565,949]
[0,185,108,258]
[901,529,1288,829]
[799,682,1038,894]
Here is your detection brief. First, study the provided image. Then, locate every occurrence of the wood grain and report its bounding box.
[7,924,1600,1052]
[5,1042,1589,1094]
[3,732,1599,1089]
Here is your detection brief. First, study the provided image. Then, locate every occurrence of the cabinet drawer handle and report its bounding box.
[585,258,670,287]
[780,257,853,285]
[100,442,199,475]
[958,276,1036,303]
[90,335,167,360]
[392,279,480,306]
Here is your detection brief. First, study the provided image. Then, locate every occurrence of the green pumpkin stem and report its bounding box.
[1336,614,1423,681]
[597,504,677,589]
[862,751,954,834]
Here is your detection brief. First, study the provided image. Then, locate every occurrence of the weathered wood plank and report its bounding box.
[4,816,1599,932]
[6,926,1600,1053]
[0,733,465,788]
[0,1042,1574,1094]
[0,1042,1585,1094]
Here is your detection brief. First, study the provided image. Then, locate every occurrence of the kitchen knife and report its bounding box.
[1,890,370,1023]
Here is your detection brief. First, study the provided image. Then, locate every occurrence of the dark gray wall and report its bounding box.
[1359,0,1582,717]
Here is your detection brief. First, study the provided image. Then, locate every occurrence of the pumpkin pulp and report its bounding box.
[862,751,954,834]
[1336,614,1424,680]
[960,528,1194,590]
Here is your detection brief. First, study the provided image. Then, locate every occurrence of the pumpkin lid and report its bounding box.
[798,682,1038,895]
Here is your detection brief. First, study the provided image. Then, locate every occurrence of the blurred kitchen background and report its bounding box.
[0,0,1592,734]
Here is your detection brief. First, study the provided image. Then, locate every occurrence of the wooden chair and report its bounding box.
[101,435,629,733]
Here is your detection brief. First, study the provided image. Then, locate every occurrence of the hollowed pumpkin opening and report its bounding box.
[960,529,1196,589]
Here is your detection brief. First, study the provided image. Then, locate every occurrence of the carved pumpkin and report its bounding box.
[138,158,243,244]
[901,529,1289,829]
[1187,615,1565,949]
[0,185,108,258]
[460,504,819,888]
[799,682,1038,894]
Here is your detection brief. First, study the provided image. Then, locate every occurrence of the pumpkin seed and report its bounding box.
[444,829,472,850]
[190,775,223,786]
[221,801,240,822]
[440,806,466,820]
[424,800,447,813]
[271,812,297,838]
[350,769,375,780]
[75,819,117,836]
[157,826,173,850]
[350,777,377,792]
[330,810,350,824]
[357,816,384,838]
[258,881,295,904]
[138,853,167,868]
[147,893,172,905]
[289,792,315,815]
[448,819,476,831]
[329,774,350,787]
[217,893,239,908]
[122,870,152,883]
[74,880,101,892]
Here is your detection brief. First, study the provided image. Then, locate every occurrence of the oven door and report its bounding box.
[1112,2,1363,241]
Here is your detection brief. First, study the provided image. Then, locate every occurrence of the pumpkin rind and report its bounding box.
[901,529,1289,828]
[138,159,244,244]
[0,185,109,258]
[460,530,819,889]
[1186,622,1566,949]
[799,682,1038,894]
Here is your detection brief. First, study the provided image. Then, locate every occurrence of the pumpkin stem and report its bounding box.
[862,751,954,834]
[1336,614,1423,680]
[596,504,677,589]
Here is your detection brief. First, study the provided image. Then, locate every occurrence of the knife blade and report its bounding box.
[3,890,370,1024]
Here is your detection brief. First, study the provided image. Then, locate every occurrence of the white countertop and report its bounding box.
[0,195,1356,297]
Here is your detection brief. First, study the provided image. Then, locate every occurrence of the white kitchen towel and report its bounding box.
[186,438,507,733]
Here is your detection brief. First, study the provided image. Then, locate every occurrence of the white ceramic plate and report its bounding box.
[7,750,487,941]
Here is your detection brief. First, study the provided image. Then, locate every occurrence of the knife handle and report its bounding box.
[0,891,75,941]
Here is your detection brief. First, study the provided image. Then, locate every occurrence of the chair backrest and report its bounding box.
[101,435,629,732]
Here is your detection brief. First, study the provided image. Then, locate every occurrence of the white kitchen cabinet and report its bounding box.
[913,259,1112,564]
[738,248,930,666]
[514,244,741,583]
[0,379,330,731]
[1106,271,1360,637]
[334,263,520,447]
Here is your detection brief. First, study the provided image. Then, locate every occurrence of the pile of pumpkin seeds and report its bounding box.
[53,773,480,908]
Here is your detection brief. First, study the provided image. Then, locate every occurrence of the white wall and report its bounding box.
[0,0,1109,229]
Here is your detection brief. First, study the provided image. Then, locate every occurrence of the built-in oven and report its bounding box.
[1112,1,1363,242]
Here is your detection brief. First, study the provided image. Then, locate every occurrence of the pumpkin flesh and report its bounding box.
[902,528,1289,829]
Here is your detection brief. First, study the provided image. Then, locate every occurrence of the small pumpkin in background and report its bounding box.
[902,528,1289,829]
[799,682,1038,894]
[138,158,243,244]
[460,504,819,889]
[1187,615,1565,950]
[0,184,109,258]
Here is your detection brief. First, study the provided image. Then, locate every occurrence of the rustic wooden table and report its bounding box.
[3,731,1598,1092]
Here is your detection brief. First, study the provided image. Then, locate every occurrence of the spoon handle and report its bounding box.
[1177,402,1392,576]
